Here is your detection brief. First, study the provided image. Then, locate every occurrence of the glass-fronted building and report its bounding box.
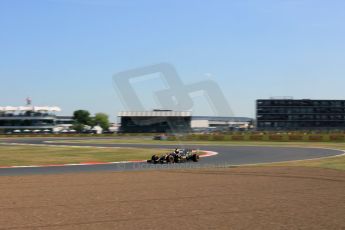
[118,111,254,133]
[191,116,254,132]
[0,106,73,134]
[256,99,345,130]
[118,110,192,133]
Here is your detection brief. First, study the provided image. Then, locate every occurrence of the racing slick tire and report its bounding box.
[151,155,159,164]
[192,154,200,162]
[166,155,175,164]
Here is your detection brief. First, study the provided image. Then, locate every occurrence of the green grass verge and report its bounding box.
[2,132,345,142]
[0,146,169,166]
[44,138,345,147]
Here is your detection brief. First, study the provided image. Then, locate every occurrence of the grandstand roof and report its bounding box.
[118,111,192,117]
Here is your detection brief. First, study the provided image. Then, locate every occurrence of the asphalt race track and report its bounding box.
[0,137,343,176]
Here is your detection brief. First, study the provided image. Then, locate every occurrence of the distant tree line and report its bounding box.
[72,110,110,132]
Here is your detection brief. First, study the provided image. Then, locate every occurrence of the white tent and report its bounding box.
[33,130,41,133]
[23,129,31,132]
[69,129,76,133]
[33,106,61,113]
[50,106,61,112]
[19,106,34,112]
[34,106,50,112]
[13,130,21,133]
[43,129,51,132]
[4,106,17,112]
[91,126,103,134]
[0,105,62,114]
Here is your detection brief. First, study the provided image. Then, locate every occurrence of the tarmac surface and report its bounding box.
[0,137,343,176]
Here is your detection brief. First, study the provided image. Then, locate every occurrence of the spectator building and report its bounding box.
[118,110,192,133]
[256,99,345,130]
[118,110,253,133]
[0,99,73,134]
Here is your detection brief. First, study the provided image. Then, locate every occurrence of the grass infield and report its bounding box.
[0,146,169,166]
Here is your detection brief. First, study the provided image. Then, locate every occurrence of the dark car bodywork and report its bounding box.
[147,149,200,164]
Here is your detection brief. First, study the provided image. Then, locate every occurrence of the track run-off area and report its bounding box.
[0,137,344,176]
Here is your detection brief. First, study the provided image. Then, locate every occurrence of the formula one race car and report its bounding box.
[147,149,200,164]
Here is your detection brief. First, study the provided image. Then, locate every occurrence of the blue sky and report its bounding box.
[1,0,344,121]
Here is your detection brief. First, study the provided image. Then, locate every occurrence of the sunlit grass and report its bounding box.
[0,145,168,166]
